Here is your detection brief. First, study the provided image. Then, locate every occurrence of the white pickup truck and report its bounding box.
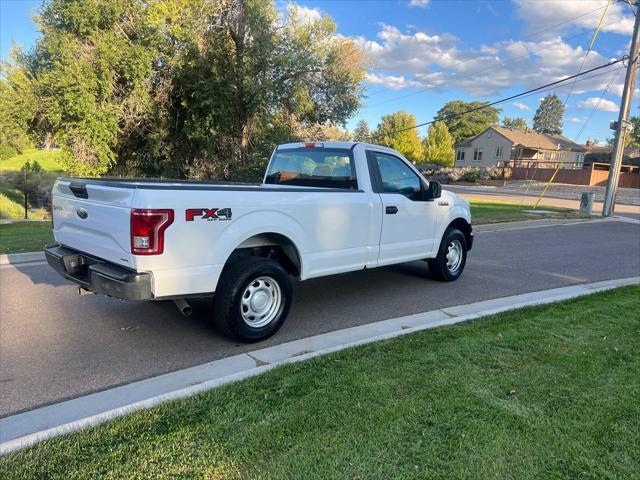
[46,142,472,342]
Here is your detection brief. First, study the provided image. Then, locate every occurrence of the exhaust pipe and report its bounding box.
[173,298,192,317]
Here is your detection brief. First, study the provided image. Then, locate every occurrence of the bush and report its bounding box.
[0,193,24,219]
[0,145,18,161]
[419,165,507,184]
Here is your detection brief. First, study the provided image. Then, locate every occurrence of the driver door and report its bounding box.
[367,150,439,266]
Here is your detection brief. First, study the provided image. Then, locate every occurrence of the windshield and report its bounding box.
[265,148,357,190]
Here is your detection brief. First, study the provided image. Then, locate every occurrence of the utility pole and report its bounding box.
[602,0,640,216]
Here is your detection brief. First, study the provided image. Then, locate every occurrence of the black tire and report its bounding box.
[213,256,292,343]
[427,228,467,282]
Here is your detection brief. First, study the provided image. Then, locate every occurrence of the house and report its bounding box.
[455,126,588,169]
[582,141,640,168]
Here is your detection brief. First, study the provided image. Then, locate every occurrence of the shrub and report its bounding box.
[461,169,483,183]
[419,165,507,184]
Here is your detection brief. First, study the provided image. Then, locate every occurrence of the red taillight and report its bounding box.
[304,142,316,148]
[130,209,174,255]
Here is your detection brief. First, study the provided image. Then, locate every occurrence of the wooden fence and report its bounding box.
[510,163,640,189]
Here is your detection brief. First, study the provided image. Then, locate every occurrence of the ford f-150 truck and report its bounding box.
[45,142,473,342]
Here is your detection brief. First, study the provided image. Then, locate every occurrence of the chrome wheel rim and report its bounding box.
[446,239,463,273]
[240,276,282,328]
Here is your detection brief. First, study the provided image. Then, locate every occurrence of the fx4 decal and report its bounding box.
[185,208,232,222]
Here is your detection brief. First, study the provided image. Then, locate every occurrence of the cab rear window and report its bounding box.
[265,148,357,190]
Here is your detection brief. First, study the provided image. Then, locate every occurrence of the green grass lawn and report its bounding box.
[0,148,64,174]
[470,200,588,224]
[0,222,54,254]
[2,286,638,479]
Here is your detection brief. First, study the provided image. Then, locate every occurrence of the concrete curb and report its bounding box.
[0,251,45,265]
[1,275,638,456]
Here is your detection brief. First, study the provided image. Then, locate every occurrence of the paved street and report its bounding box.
[1,219,639,417]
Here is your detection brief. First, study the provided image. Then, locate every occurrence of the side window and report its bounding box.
[372,152,421,200]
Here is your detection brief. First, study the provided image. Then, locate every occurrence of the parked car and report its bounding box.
[45,142,473,342]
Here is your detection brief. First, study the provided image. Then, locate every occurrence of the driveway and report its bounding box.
[1,219,639,417]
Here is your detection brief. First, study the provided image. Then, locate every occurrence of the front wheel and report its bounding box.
[213,257,292,342]
[427,228,467,282]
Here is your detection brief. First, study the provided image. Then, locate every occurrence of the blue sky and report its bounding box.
[2,0,637,144]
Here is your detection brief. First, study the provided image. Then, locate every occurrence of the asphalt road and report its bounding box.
[1,219,639,417]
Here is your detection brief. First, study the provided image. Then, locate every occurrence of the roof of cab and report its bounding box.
[277,141,357,150]
[276,141,399,154]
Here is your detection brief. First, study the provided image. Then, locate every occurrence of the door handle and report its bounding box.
[386,206,398,214]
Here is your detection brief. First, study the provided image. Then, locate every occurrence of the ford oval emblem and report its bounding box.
[76,208,88,219]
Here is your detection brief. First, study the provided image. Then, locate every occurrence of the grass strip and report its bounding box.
[0,222,53,254]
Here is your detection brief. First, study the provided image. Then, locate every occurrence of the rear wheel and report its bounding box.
[213,257,292,342]
[427,228,467,281]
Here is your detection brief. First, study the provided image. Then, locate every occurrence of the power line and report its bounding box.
[391,57,627,134]
[408,66,625,136]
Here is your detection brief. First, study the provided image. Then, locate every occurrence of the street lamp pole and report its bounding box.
[602,0,640,216]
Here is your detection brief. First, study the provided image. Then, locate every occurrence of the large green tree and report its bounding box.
[533,94,564,135]
[502,117,528,130]
[374,111,423,162]
[8,0,365,178]
[422,121,454,166]
[434,101,501,144]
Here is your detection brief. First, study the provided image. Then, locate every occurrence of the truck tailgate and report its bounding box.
[52,179,135,268]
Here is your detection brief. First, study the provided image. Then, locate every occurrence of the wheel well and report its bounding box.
[447,218,472,247]
[225,233,302,277]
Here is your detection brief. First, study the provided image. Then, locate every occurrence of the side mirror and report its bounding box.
[424,180,442,201]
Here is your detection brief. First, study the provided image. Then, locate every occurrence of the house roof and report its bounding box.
[456,126,587,152]
[584,145,640,155]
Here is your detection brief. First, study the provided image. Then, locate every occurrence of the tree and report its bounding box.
[0,46,36,158]
[422,121,454,166]
[629,116,640,148]
[502,117,528,130]
[374,112,423,162]
[434,101,500,144]
[532,94,564,135]
[352,119,371,142]
[20,0,366,179]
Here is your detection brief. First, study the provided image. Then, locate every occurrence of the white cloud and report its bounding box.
[409,0,430,7]
[287,4,322,25]
[566,117,585,123]
[513,102,530,111]
[577,97,619,112]
[356,23,626,98]
[513,0,634,37]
